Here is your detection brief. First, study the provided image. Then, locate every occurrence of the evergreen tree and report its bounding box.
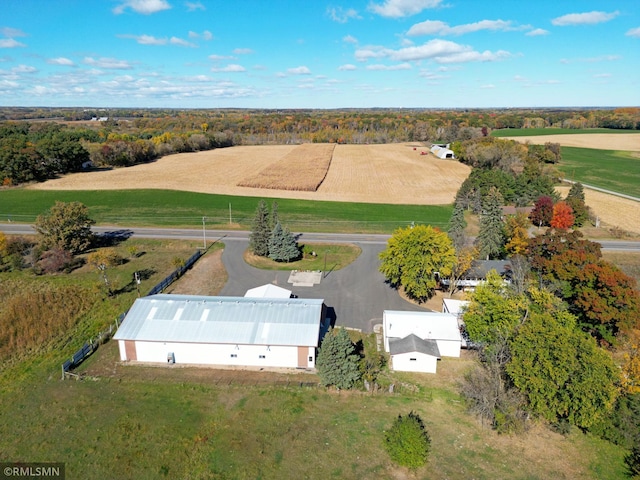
[268,221,299,262]
[249,200,270,257]
[448,203,467,251]
[476,187,505,260]
[565,182,589,227]
[316,327,362,389]
[270,200,279,230]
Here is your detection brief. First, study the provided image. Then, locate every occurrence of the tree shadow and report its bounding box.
[93,229,134,248]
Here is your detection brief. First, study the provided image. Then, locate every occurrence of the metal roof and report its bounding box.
[114,294,324,347]
[384,310,461,342]
[244,284,292,299]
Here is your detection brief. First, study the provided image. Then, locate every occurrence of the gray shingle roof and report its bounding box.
[388,334,441,358]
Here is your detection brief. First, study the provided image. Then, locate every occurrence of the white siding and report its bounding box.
[130,341,310,368]
[391,352,438,373]
[436,340,461,358]
[117,340,127,361]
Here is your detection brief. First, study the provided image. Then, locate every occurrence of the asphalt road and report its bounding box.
[2,223,639,332]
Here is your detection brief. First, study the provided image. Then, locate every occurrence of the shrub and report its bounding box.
[384,411,431,469]
[35,248,74,274]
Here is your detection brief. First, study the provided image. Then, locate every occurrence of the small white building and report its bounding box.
[245,284,292,299]
[383,310,462,373]
[430,143,455,159]
[114,294,326,369]
[388,334,440,373]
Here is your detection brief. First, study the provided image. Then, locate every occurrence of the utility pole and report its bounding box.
[202,216,206,250]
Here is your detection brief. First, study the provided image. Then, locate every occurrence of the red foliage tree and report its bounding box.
[550,201,574,230]
[529,195,554,227]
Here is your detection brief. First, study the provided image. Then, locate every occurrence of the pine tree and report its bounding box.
[448,203,467,251]
[476,187,505,260]
[268,221,299,262]
[565,182,589,227]
[316,327,362,389]
[270,201,279,230]
[249,199,270,257]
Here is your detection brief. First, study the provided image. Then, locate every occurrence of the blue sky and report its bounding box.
[1,0,639,109]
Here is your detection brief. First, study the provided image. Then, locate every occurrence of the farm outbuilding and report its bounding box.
[439,260,512,292]
[245,284,292,299]
[113,294,327,369]
[430,143,455,159]
[383,310,462,373]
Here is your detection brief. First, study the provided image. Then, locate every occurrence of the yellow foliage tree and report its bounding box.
[504,213,530,256]
[621,329,640,394]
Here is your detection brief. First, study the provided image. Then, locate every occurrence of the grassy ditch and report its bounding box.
[0,188,452,233]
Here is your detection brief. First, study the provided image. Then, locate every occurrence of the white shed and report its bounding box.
[114,294,326,369]
[430,143,455,159]
[245,284,292,299]
[388,334,440,373]
[383,310,462,362]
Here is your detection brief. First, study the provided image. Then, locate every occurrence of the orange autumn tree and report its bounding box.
[550,201,574,229]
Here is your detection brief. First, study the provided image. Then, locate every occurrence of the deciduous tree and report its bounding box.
[504,212,530,256]
[550,201,574,230]
[34,201,94,255]
[379,225,455,302]
[384,411,431,469]
[529,195,554,228]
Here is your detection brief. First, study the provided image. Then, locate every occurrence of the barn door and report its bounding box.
[297,346,307,368]
[124,341,137,361]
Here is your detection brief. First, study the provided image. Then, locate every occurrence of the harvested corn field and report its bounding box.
[30,143,471,205]
[237,143,335,191]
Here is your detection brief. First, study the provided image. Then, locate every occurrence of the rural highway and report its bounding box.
[1,223,639,251]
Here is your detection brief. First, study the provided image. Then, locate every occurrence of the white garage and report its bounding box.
[114,294,326,369]
[383,310,462,373]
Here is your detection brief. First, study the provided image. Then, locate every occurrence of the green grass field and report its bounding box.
[0,189,452,233]
[0,341,628,480]
[557,147,640,198]
[492,128,640,137]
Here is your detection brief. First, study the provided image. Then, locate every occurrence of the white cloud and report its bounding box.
[526,28,549,36]
[233,48,254,55]
[170,36,196,47]
[338,64,357,71]
[551,11,619,26]
[560,54,621,64]
[626,27,640,38]
[366,63,412,71]
[113,0,171,14]
[287,66,311,75]
[593,73,611,78]
[209,54,234,61]
[212,64,246,72]
[357,39,512,64]
[83,57,133,69]
[189,30,213,40]
[343,35,358,44]
[47,57,75,66]
[407,19,515,36]
[327,7,361,23]
[0,38,26,48]
[481,84,495,89]
[13,64,37,73]
[185,2,205,11]
[1,27,27,37]
[368,0,443,18]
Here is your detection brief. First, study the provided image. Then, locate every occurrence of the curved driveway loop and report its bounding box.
[219,240,427,333]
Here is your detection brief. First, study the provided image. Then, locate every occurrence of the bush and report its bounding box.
[384,411,431,469]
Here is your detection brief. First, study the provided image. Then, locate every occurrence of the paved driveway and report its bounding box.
[219,239,428,333]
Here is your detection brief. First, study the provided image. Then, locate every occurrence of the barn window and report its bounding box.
[230,354,237,358]
[259,355,266,359]
[308,356,313,362]
[410,358,417,361]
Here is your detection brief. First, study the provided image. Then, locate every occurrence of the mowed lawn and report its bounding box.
[0,341,627,480]
[558,147,640,198]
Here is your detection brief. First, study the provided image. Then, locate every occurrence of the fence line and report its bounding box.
[62,249,204,379]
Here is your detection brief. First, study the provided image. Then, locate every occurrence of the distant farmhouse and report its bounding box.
[430,143,456,159]
[383,310,462,374]
[114,294,328,369]
[439,260,512,293]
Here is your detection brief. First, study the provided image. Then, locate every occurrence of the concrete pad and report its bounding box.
[288,270,322,286]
